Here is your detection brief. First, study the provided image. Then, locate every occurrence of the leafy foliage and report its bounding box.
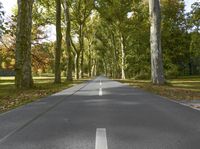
[0,2,5,37]
[1,0,200,79]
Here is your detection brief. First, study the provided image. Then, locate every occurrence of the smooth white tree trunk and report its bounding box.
[120,34,126,80]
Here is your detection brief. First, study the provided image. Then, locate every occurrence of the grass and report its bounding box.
[1,76,199,113]
[0,77,87,113]
[117,76,200,101]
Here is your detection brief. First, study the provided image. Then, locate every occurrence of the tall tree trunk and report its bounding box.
[112,33,118,79]
[15,0,34,89]
[94,60,97,76]
[54,0,62,83]
[88,48,91,77]
[149,0,165,85]
[79,24,84,79]
[74,52,80,79]
[74,54,77,79]
[188,58,193,76]
[104,60,108,77]
[80,42,85,78]
[63,0,73,81]
[80,46,84,78]
[70,36,79,80]
[120,34,126,79]
[91,58,96,77]
[113,48,117,78]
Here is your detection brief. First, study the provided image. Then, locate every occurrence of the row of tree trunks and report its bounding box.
[14,0,165,88]
[15,0,34,89]
[72,23,84,80]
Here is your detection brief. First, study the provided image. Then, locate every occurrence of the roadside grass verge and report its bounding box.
[117,76,200,101]
[0,77,88,113]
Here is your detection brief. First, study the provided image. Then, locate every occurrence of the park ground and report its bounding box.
[0,76,200,113]
[117,76,200,110]
[0,76,87,113]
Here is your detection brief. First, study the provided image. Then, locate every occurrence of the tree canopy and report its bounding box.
[0,0,200,88]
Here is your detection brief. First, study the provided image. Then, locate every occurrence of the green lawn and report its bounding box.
[0,77,87,113]
[117,76,200,101]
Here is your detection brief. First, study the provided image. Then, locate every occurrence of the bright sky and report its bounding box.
[0,0,56,41]
[0,0,17,17]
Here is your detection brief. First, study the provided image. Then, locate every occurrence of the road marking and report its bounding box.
[100,80,102,86]
[95,128,108,149]
[99,88,103,96]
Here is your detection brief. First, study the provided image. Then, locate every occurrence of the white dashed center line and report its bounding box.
[99,88,102,96]
[95,128,108,149]
[99,80,103,96]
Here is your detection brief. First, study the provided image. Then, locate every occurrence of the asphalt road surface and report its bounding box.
[0,76,200,149]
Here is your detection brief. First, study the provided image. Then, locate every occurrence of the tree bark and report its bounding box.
[54,0,62,83]
[74,52,80,79]
[120,34,126,80]
[91,58,96,77]
[80,45,84,78]
[80,50,83,78]
[63,0,73,81]
[111,32,119,79]
[15,0,34,89]
[70,36,79,80]
[149,0,165,85]
[79,24,84,79]
[88,43,92,77]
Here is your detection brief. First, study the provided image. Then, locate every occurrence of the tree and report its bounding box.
[187,2,200,75]
[95,0,132,79]
[0,2,5,38]
[84,12,99,77]
[71,0,93,79]
[3,0,195,85]
[15,0,34,89]
[160,0,189,77]
[149,0,165,84]
[188,2,200,32]
[54,0,62,83]
[63,0,73,81]
[125,1,150,79]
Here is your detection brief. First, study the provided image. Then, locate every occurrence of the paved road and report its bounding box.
[0,76,200,149]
